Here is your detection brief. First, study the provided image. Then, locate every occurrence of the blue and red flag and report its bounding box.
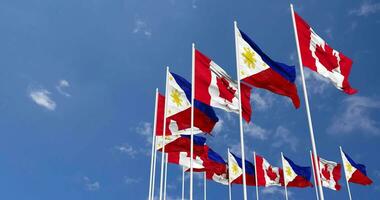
[165,71,219,135]
[228,152,256,186]
[341,150,373,185]
[282,155,313,187]
[235,26,300,108]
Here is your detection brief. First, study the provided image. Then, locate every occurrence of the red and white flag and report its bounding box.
[195,49,252,122]
[294,12,357,95]
[313,156,342,191]
[255,154,284,186]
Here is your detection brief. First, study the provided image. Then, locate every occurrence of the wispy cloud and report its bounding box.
[300,69,330,95]
[251,92,275,111]
[244,123,269,140]
[213,119,224,135]
[261,187,292,197]
[349,1,380,16]
[133,19,152,37]
[114,143,138,158]
[56,79,71,97]
[328,96,380,135]
[136,122,153,143]
[191,0,198,9]
[271,126,299,152]
[124,177,141,184]
[83,176,100,191]
[29,88,56,111]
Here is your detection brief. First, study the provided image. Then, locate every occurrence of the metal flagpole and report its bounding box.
[290,4,325,200]
[253,152,259,200]
[190,43,195,200]
[228,148,232,200]
[310,151,320,200]
[280,152,289,200]
[148,89,159,200]
[164,154,168,200]
[152,139,158,200]
[340,146,353,200]
[182,167,185,200]
[233,21,248,200]
[159,67,170,200]
[204,172,207,200]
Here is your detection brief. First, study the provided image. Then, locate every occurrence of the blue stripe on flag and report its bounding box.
[230,152,255,175]
[343,151,368,176]
[284,156,311,181]
[181,135,206,146]
[239,29,296,83]
[208,148,226,164]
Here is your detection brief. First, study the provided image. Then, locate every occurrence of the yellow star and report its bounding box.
[346,162,353,173]
[286,166,293,177]
[231,163,239,175]
[241,47,256,69]
[170,89,183,107]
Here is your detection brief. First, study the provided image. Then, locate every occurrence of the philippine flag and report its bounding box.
[235,25,300,108]
[165,71,219,135]
[156,134,206,155]
[228,152,256,186]
[282,155,313,187]
[194,48,252,122]
[341,150,373,185]
[255,154,283,187]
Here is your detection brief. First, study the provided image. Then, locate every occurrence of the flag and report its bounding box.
[167,145,207,170]
[156,135,206,154]
[235,26,301,108]
[166,71,219,135]
[341,150,373,185]
[228,152,256,186]
[255,154,283,186]
[155,93,165,136]
[205,148,229,185]
[312,156,342,190]
[282,155,313,187]
[294,12,357,94]
[194,49,252,122]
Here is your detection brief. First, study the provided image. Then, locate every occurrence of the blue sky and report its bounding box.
[0,0,379,199]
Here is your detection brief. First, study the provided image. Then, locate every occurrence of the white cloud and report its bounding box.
[29,88,56,111]
[350,1,380,16]
[251,92,274,111]
[272,126,299,152]
[261,187,292,197]
[83,176,100,191]
[300,69,330,95]
[213,119,224,135]
[136,122,153,143]
[114,144,138,158]
[124,177,141,184]
[328,96,380,135]
[133,19,152,37]
[56,79,71,97]
[244,123,269,140]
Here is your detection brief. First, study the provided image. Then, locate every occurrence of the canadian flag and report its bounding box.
[312,156,342,191]
[294,11,357,94]
[255,154,284,186]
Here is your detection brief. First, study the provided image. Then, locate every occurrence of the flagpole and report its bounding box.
[163,154,168,200]
[253,151,259,200]
[190,43,195,200]
[159,67,170,200]
[310,151,320,200]
[233,20,248,200]
[182,167,185,200]
[280,152,289,200]
[290,4,325,200]
[228,148,232,200]
[148,88,159,200]
[204,172,207,200]
[340,146,353,200]
[152,139,158,200]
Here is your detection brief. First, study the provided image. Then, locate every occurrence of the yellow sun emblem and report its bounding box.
[231,163,240,175]
[171,89,183,107]
[286,166,293,177]
[345,162,353,173]
[242,47,256,69]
